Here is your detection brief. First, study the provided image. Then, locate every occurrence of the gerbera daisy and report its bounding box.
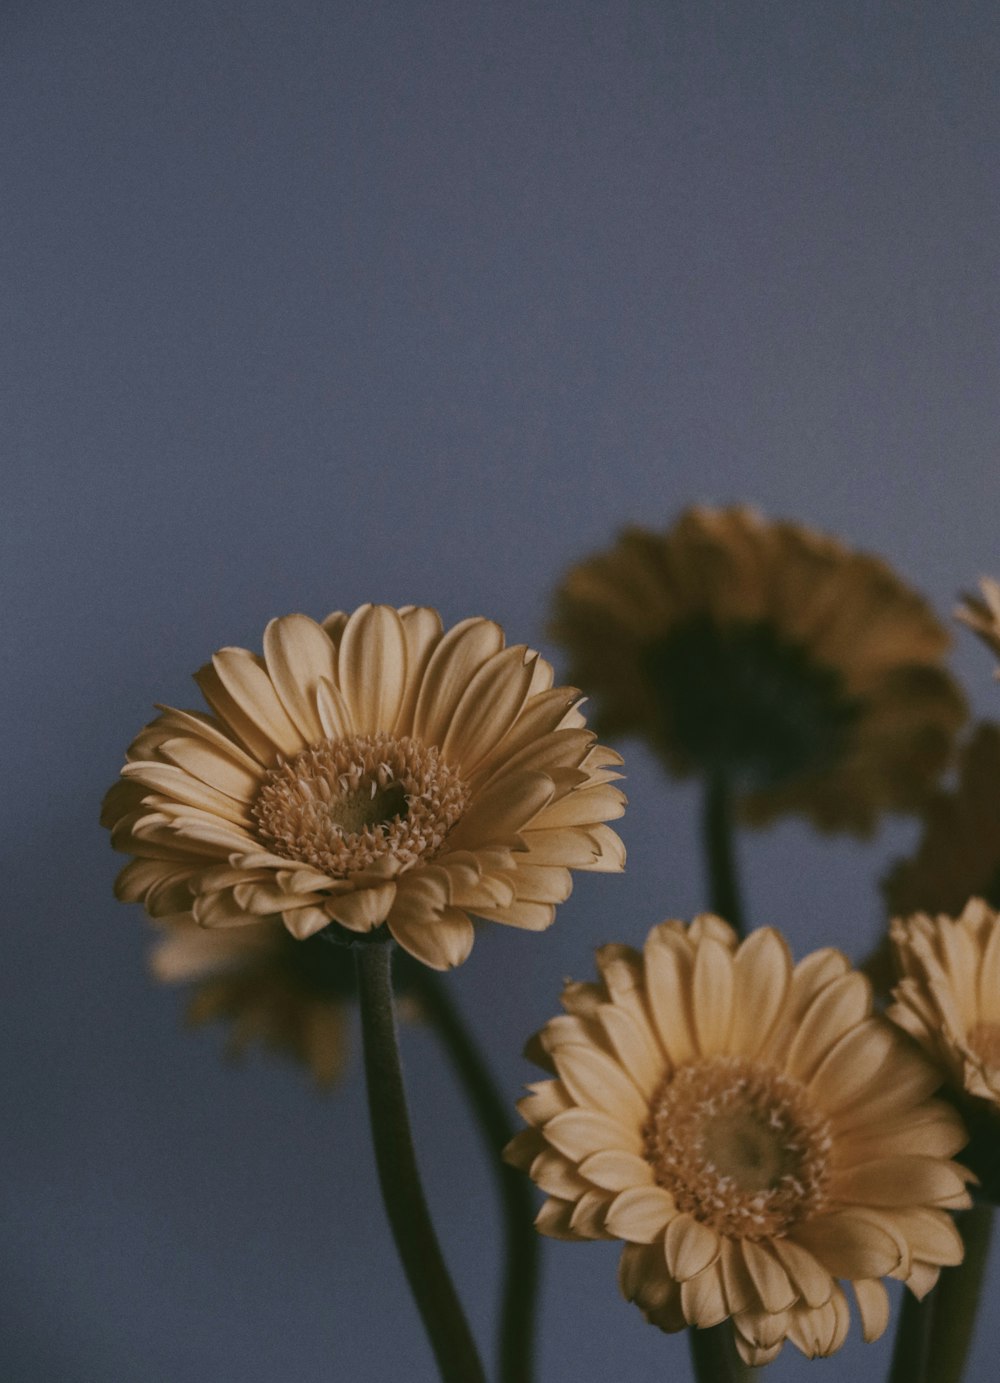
[103,605,625,970]
[506,915,970,1366]
[150,913,362,1085]
[551,506,964,832]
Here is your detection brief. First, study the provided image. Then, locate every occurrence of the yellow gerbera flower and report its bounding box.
[506,916,970,1366]
[889,898,1000,1111]
[551,506,964,832]
[103,605,625,970]
[150,913,359,1086]
[957,577,1000,663]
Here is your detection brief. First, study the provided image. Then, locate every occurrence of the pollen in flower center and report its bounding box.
[969,1021,1000,1072]
[643,1055,832,1239]
[251,732,469,878]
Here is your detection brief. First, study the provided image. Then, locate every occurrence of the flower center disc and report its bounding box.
[644,1055,831,1239]
[642,617,861,790]
[251,732,469,877]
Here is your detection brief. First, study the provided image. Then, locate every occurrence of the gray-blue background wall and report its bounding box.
[3,2,998,1379]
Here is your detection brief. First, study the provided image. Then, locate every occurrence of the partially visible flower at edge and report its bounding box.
[551,506,965,834]
[956,577,1000,663]
[506,915,970,1366]
[102,605,625,971]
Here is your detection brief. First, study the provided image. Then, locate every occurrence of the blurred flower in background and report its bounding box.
[957,577,1000,663]
[551,506,965,833]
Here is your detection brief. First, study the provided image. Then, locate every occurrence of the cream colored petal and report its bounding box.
[834,1101,967,1165]
[476,728,597,795]
[152,706,265,773]
[786,1287,850,1359]
[604,1186,676,1243]
[262,614,340,743]
[392,606,444,734]
[733,1331,782,1368]
[519,823,622,869]
[830,1155,969,1208]
[785,948,853,1026]
[544,1109,644,1162]
[282,905,336,939]
[733,1304,793,1351]
[411,617,505,747]
[446,769,554,851]
[503,1127,545,1170]
[569,1190,613,1239]
[830,1038,941,1128]
[692,936,734,1056]
[718,1237,757,1315]
[903,1259,941,1299]
[388,905,475,970]
[324,883,397,932]
[680,1263,729,1329]
[529,1147,590,1199]
[193,662,285,765]
[578,1150,655,1192]
[120,762,253,827]
[529,782,626,829]
[664,1214,721,1282]
[739,1240,796,1313]
[516,1080,573,1127]
[598,1003,664,1101]
[193,890,257,928]
[619,1242,671,1304]
[785,972,872,1084]
[887,1207,963,1266]
[769,1237,834,1309]
[208,647,305,758]
[979,920,1000,1022]
[470,899,556,931]
[852,1279,890,1342]
[505,864,573,904]
[232,881,324,915]
[809,1019,906,1116]
[157,736,261,803]
[472,687,585,780]
[315,676,354,739]
[440,645,538,774]
[552,1043,648,1126]
[534,1197,578,1240]
[336,604,408,736]
[790,1210,905,1278]
[729,928,792,1057]
[320,609,349,642]
[644,931,696,1067]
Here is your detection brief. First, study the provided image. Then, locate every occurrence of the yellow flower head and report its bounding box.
[151,914,358,1085]
[506,917,970,1366]
[551,506,964,833]
[103,605,625,970]
[889,899,1000,1111]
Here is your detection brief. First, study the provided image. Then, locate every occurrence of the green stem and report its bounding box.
[406,960,539,1383]
[703,773,745,936]
[925,1203,994,1383]
[689,1323,749,1383]
[355,941,487,1383]
[888,1286,934,1383]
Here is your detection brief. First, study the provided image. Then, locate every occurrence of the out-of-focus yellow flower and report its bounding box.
[151,914,357,1086]
[103,605,625,970]
[551,507,964,833]
[506,916,969,1366]
[889,899,1000,1111]
[957,577,1000,663]
[884,723,1000,919]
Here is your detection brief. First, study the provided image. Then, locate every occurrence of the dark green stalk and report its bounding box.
[888,1286,934,1383]
[689,1323,749,1383]
[925,1204,994,1383]
[407,961,539,1383]
[355,941,487,1383]
[703,772,745,936]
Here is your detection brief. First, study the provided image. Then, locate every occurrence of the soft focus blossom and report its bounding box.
[103,605,625,970]
[151,914,358,1086]
[506,916,970,1365]
[551,506,964,833]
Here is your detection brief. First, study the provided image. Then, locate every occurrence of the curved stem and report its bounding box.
[888,1286,934,1383]
[925,1203,993,1383]
[355,942,487,1383]
[405,960,539,1383]
[703,773,745,936]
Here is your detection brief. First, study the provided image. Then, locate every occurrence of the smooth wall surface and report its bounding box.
[3,3,999,1379]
